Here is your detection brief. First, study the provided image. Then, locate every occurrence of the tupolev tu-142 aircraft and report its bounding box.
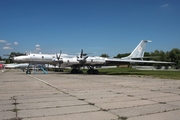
[13,40,174,74]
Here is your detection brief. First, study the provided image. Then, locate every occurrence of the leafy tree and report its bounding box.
[150,50,161,61]
[100,54,109,58]
[9,52,25,57]
[144,52,150,56]
[165,51,171,62]
[169,48,180,67]
[159,50,166,61]
[114,53,130,58]
[5,59,11,64]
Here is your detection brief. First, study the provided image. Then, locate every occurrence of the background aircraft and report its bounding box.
[13,40,174,74]
[4,63,62,74]
[4,63,29,69]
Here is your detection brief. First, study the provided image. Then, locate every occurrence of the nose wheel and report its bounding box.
[26,70,31,74]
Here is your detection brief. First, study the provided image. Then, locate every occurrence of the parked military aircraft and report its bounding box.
[4,63,29,69]
[13,40,174,74]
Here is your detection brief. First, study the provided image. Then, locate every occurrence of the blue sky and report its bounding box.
[0,0,180,58]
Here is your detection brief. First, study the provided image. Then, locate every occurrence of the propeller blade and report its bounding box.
[84,56,88,60]
[56,50,62,61]
[80,49,83,58]
[56,52,58,59]
[59,50,62,58]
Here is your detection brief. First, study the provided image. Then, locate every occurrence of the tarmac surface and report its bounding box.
[0,69,180,120]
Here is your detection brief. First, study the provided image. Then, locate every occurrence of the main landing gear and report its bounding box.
[87,69,99,74]
[54,69,64,72]
[26,69,31,74]
[26,64,31,74]
[70,67,99,74]
[71,68,83,74]
[87,66,99,74]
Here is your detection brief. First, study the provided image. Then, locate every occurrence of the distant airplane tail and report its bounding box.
[121,40,151,60]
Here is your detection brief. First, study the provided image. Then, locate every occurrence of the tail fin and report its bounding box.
[121,40,151,60]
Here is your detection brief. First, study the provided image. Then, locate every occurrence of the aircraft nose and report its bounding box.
[13,56,21,62]
[13,57,17,61]
[12,57,15,62]
[13,56,28,62]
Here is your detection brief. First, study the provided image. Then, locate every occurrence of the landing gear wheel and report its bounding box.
[71,69,83,74]
[87,69,93,74]
[93,69,99,74]
[71,69,77,74]
[87,69,99,74]
[55,69,64,72]
[26,70,31,74]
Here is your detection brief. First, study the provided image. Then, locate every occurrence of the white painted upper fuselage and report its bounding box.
[13,53,107,67]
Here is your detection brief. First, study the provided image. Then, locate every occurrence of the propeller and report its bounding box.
[56,50,62,61]
[77,49,88,64]
[56,50,63,70]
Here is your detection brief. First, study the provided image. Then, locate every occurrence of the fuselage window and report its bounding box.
[42,56,44,59]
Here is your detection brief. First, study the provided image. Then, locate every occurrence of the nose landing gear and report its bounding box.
[26,70,31,74]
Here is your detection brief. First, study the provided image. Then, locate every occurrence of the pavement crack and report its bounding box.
[10,96,22,120]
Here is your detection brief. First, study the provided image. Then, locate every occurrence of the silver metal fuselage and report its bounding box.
[13,53,107,67]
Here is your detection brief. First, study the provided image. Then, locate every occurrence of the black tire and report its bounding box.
[93,70,99,74]
[26,70,31,74]
[87,69,93,74]
[71,69,77,74]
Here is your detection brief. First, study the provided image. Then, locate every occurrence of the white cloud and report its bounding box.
[35,44,41,51]
[0,40,7,43]
[3,46,13,50]
[161,4,169,8]
[36,47,41,51]
[6,43,11,46]
[36,44,40,47]
[14,42,18,45]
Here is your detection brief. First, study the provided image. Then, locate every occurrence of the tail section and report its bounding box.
[121,40,151,60]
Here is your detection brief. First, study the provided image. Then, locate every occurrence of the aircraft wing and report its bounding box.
[105,58,175,65]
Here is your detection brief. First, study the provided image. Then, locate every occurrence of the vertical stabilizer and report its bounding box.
[121,40,151,60]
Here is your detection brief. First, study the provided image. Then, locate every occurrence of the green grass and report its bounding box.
[97,68,180,80]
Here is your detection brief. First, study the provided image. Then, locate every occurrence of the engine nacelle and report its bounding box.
[87,59,106,65]
[52,58,63,63]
